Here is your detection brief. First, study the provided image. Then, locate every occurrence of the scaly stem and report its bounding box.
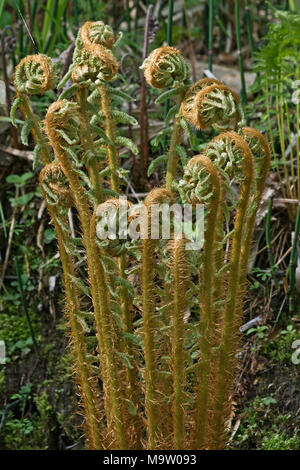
[18,93,52,164]
[171,238,189,450]
[47,204,103,449]
[192,157,221,450]
[76,87,103,203]
[50,136,128,449]
[98,85,119,192]
[141,201,158,449]
[119,253,143,449]
[165,95,185,192]
[209,139,254,450]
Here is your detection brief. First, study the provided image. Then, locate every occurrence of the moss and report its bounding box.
[233,396,300,450]
[0,313,39,361]
[261,432,299,450]
[1,411,46,450]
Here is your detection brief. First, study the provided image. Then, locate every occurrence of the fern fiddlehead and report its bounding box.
[182,78,243,132]
[12,54,57,166]
[142,47,191,192]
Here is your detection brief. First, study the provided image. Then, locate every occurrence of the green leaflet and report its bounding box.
[10,97,22,127]
[151,127,172,149]
[116,351,134,370]
[68,274,91,297]
[180,117,196,147]
[33,143,41,170]
[115,136,138,155]
[175,144,188,166]
[105,85,135,102]
[90,124,114,146]
[100,255,120,274]
[76,313,90,333]
[114,276,135,296]
[112,111,138,126]
[92,110,138,126]
[155,88,180,104]
[58,83,78,100]
[57,67,73,89]
[122,331,143,348]
[165,104,179,127]
[147,154,168,177]
[21,118,33,146]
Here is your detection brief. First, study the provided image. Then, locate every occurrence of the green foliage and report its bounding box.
[233,396,300,450]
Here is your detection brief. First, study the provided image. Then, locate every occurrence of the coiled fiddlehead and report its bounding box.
[182,78,243,132]
[40,161,73,208]
[95,198,133,257]
[14,54,57,95]
[12,54,57,166]
[142,47,191,192]
[80,20,117,50]
[141,46,191,89]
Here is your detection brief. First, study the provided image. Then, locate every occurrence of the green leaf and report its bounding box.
[112,110,138,126]
[115,136,138,155]
[44,228,56,244]
[6,172,33,186]
[90,124,114,146]
[176,144,188,166]
[68,275,90,297]
[33,144,41,170]
[105,85,135,102]
[165,104,179,126]
[155,88,180,104]
[122,332,143,347]
[116,351,134,369]
[115,276,135,295]
[10,192,35,207]
[180,117,195,146]
[10,97,21,127]
[147,154,168,177]
[126,400,137,416]
[21,119,33,146]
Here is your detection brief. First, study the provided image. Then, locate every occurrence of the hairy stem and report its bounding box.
[98,85,119,192]
[171,238,189,449]
[18,93,52,164]
[76,87,103,203]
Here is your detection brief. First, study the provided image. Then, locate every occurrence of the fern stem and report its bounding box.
[48,205,103,449]
[98,85,119,192]
[208,135,254,449]
[76,88,103,203]
[171,237,189,449]
[18,93,52,164]
[46,117,128,448]
[165,97,185,192]
[192,156,221,449]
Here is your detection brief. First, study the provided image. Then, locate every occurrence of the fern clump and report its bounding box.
[11,21,269,450]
